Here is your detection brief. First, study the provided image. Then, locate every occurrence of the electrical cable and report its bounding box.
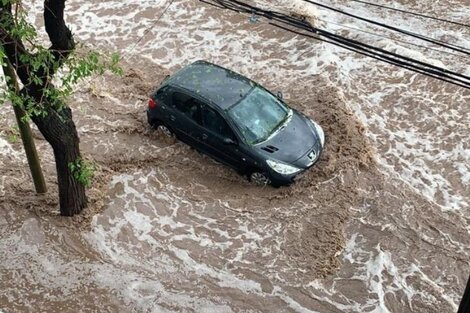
[348,0,470,28]
[315,17,466,58]
[272,23,470,90]
[124,0,176,59]
[200,0,470,89]
[300,0,470,56]
[214,0,470,79]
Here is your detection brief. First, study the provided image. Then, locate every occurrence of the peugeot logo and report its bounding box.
[308,151,316,161]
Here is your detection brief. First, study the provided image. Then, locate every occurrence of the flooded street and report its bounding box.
[1,0,469,312]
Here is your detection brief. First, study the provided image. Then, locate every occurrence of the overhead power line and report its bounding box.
[200,0,470,89]
[124,0,176,59]
[301,0,470,56]
[348,0,470,28]
[316,18,466,58]
[271,23,470,88]
[272,23,469,89]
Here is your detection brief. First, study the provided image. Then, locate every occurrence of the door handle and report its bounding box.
[202,133,208,140]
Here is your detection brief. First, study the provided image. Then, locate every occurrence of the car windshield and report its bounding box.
[227,87,290,144]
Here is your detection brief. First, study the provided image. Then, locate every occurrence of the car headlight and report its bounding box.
[266,159,302,175]
[310,119,325,147]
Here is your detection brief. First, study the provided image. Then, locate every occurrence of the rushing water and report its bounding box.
[1,0,469,312]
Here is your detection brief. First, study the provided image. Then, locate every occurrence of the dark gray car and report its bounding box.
[147,60,324,186]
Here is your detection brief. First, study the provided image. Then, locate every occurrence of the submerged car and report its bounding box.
[147,60,324,186]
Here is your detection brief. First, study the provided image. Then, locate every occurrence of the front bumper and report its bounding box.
[268,149,322,186]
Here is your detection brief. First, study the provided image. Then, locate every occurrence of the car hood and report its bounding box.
[255,111,321,168]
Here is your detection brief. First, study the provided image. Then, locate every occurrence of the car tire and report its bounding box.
[249,172,271,186]
[155,123,174,138]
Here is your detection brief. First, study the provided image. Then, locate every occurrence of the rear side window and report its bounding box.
[201,105,235,139]
[155,86,172,105]
[172,92,202,123]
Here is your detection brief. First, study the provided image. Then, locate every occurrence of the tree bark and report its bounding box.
[31,105,87,216]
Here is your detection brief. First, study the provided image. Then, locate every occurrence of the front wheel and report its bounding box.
[249,172,271,186]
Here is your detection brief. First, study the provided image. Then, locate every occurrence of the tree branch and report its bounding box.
[0,5,32,86]
[44,0,75,73]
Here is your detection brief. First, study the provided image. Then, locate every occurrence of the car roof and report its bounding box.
[165,60,256,110]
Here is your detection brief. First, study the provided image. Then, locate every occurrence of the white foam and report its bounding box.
[0,138,18,157]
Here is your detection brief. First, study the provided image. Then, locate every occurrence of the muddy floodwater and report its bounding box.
[1,0,469,312]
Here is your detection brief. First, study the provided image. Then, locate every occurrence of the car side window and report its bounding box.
[155,86,172,105]
[172,92,202,123]
[201,105,235,140]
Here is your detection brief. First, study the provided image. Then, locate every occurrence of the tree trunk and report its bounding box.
[52,136,87,216]
[31,105,87,216]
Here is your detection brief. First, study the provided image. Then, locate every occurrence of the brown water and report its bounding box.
[1,0,469,312]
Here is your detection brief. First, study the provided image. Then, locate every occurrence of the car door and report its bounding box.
[167,90,203,146]
[198,104,249,170]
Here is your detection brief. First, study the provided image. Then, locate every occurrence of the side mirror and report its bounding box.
[276,91,283,100]
[223,138,237,145]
